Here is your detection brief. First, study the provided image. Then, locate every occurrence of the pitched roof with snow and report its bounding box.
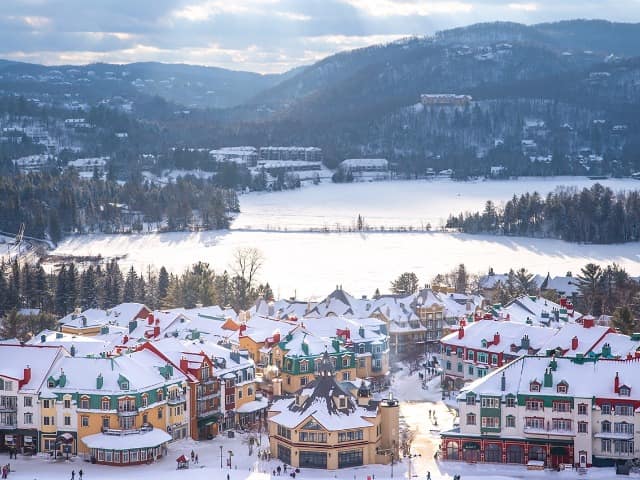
[0,344,66,392]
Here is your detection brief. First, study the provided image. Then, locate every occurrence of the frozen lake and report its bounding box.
[54,177,640,299]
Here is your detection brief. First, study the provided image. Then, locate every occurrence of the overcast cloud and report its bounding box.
[1,0,639,73]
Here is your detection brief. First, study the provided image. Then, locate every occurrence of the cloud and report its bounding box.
[0,0,639,73]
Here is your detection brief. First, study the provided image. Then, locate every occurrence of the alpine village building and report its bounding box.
[268,352,400,470]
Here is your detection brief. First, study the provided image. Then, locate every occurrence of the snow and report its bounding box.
[82,429,172,449]
[52,177,640,298]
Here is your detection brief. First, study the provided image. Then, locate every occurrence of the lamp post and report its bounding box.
[219,445,223,469]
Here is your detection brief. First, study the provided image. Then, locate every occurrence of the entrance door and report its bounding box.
[579,451,587,468]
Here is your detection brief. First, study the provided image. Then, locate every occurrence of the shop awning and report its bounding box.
[57,433,74,444]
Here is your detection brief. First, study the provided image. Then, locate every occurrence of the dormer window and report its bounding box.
[557,381,568,394]
[481,339,487,349]
[620,386,631,397]
[339,396,346,408]
[530,381,540,392]
[48,379,55,388]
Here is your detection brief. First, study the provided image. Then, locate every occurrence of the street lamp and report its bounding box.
[219,445,223,469]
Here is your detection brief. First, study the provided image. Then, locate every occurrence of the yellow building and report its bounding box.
[268,352,399,470]
[48,349,188,465]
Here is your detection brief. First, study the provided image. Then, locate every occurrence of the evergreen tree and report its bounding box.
[0,308,19,339]
[577,263,603,314]
[515,268,536,295]
[80,266,98,309]
[612,306,638,335]
[123,266,138,303]
[390,272,420,295]
[54,265,68,315]
[158,267,169,302]
[65,263,78,311]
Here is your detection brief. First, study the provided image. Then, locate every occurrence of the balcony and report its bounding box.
[201,377,217,385]
[103,425,152,436]
[197,408,220,419]
[197,391,219,401]
[117,406,138,417]
[523,426,575,437]
[167,395,186,406]
[0,401,17,413]
[0,422,16,430]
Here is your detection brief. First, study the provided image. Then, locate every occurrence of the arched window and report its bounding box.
[446,441,459,460]
[506,444,524,464]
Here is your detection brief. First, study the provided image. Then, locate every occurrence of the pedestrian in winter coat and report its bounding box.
[71,470,75,480]
[79,469,83,480]
[195,454,198,464]
[190,450,195,462]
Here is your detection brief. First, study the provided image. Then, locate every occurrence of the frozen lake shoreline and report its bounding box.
[53,177,640,298]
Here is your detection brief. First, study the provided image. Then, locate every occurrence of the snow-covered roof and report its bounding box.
[462,355,640,401]
[82,429,171,450]
[0,344,66,393]
[340,158,388,168]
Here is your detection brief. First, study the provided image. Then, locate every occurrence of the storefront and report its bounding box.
[82,429,172,466]
[441,435,574,468]
[235,398,268,429]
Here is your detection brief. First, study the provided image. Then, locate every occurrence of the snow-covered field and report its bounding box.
[52,177,640,298]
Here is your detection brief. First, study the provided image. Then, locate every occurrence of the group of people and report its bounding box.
[1,464,10,479]
[69,469,83,480]
[190,450,199,464]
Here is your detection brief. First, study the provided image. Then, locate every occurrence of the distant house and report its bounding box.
[339,158,389,174]
[209,146,258,166]
[420,94,472,106]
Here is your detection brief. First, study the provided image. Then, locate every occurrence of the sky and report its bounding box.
[1,0,639,74]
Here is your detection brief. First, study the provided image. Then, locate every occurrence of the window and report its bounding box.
[342,372,350,381]
[42,399,50,409]
[456,347,463,357]
[299,431,327,443]
[481,417,500,428]
[466,413,476,425]
[102,417,110,428]
[300,361,308,373]
[24,397,32,407]
[446,361,451,370]
[578,421,588,433]
[468,366,474,375]
[101,398,110,410]
[529,382,540,392]
[601,404,611,415]
[358,344,365,354]
[601,439,611,453]
[552,419,572,432]
[477,352,488,363]
[506,415,516,428]
[467,350,475,361]
[64,416,71,426]
[578,403,588,415]
[342,357,350,367]
[615,404,634,416]
[358,358,366,368]
[141,395,148,408]
[526,399,543,411]
[80,397,89,409]
[277,425,291,440]
[119,416,135,430]
[64,399,71,409]
[466,395,476,406]
[48,379,55,388]
[23,413,33,424]
[157,408,163,419]
[81,416,89,427]
[525,417,544,429]
[338,430,364,442]
[121,382,129,390]
[157,390,164,402]
[614,422,634,435]
[506,396,515,408]
[614,440,634,454]
[619,386,631,397]
[338,449,363,468]
[552,401,571,412]
[277,444,291,465]
[481,397,500,409]
[339,397,346,408]
[43,416,54,425]
[491,354,498,365]
[602,420,611,433]
[457,363,463,373]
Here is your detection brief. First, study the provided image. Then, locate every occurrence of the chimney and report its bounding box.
[583,316,595,328]
[614,372,620,393]
[96,373,103,390]
[154,324,160,338]
[239,324,247,336]
[70,345,76,357]
[458,326,465,339]
[493,332,500,345]
[500,371,506,392]
[180,357,189,373]
[123,335,129,344]
[147,313,154,326]
[543,367,553,388]
[22,366,32,387]
[571,336,578,350]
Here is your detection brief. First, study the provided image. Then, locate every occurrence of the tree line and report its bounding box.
[389,261,640,334]
[446,184,640,244]
[0,247,272,340]
[0,170,238,243]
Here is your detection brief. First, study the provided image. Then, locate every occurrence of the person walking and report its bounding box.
[79,469,83,480]
[195,454,198,464]
[190,450,195,462]
[71,470,75,480]
[427,471,431,480]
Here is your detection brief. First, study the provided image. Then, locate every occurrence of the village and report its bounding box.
[1,270,640,479]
